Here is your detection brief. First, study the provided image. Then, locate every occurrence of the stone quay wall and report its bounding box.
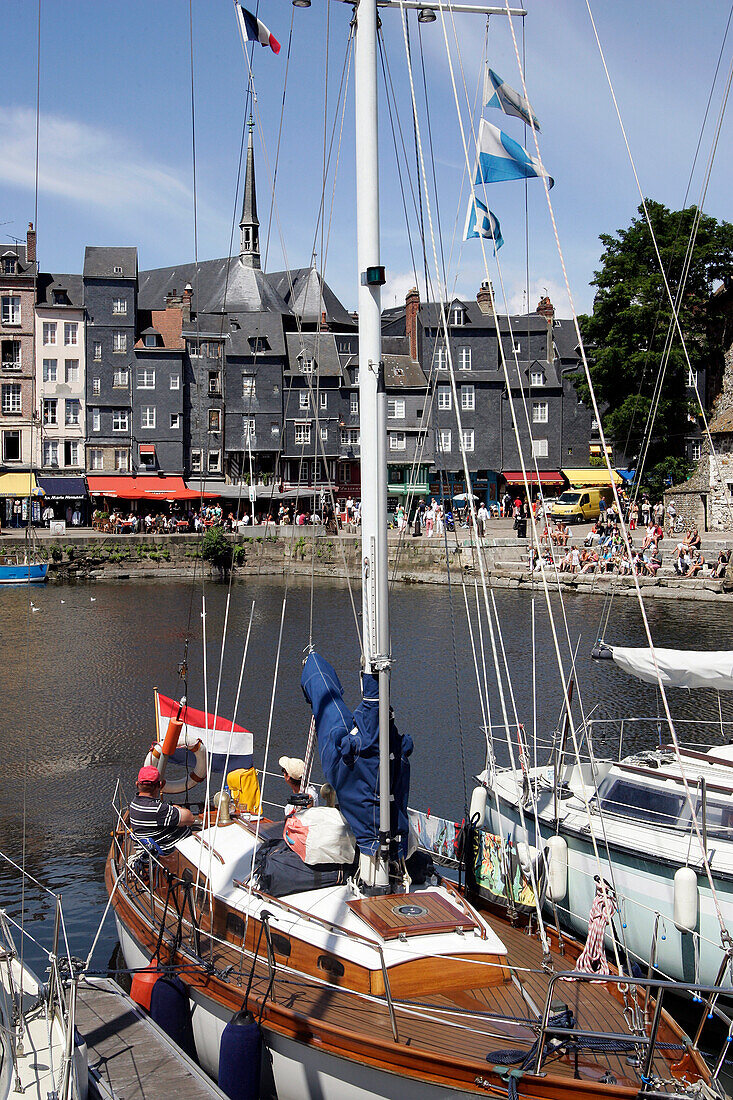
[3,529,733,602]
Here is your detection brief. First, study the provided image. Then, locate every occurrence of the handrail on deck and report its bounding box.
[536,970,733,1084]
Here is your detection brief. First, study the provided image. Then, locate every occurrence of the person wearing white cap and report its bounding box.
[279,756,319,812]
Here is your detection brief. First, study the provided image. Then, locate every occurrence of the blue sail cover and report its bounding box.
[301,651,413,856]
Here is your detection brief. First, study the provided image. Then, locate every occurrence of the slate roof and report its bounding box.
[139,258,292,316]
[83,246,138,280]
[268,267,355,328]
[35,273,84,307]
[417,302,551,330]
[384,354,427,389]
[284,332,343,378]
[1,242,35,275]
[553,318,582,360]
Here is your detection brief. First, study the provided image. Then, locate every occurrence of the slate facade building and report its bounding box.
[0,225,37,478]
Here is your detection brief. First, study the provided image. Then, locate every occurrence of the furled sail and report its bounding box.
[598,646,733,690]
[301,651,412,855]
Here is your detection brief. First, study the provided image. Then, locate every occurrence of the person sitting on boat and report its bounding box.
[129,765,195,855]
[279,757,319,814]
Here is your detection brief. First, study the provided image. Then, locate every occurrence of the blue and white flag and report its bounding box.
[463,195,504,251]
[474,119,553,189]
[484,67,541,132]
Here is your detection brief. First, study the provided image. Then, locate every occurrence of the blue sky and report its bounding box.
[2,0,732,317]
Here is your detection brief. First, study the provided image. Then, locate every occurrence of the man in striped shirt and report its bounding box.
[129,766,195,854]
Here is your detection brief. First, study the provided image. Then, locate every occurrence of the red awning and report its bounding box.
[501,470,564,486]
[87,475,216,501]
[139,444,156,455]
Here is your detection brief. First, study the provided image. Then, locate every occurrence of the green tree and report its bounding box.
[577,201,733,495]
[201,525,232,574]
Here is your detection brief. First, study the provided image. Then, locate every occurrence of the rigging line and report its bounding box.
[433,2,623,926]
[503,0,731,940]
[262,4,296,266]
[585,0,733,526]
[20,0,43,1011]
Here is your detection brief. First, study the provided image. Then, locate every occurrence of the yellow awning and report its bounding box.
[562,468,621,488]
[0,472,37,497]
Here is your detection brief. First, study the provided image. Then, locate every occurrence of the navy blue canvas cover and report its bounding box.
[300,651,413,856]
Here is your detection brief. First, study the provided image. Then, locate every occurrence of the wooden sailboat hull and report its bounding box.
[108,844,708,1100]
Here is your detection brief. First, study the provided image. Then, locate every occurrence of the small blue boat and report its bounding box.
[0,561,48,584]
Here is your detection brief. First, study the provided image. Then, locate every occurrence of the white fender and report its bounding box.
[469,785,488,827]
[673,866,699,933]
[547,835,568,902]
[145,731,207,794]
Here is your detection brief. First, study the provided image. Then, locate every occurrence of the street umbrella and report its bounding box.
[31,487,46,498]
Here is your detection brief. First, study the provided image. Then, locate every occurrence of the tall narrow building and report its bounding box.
[239,118,260,268]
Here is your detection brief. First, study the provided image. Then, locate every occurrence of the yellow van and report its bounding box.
[549,487,605,525]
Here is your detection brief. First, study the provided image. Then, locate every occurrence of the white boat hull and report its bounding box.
[489,793,733,992]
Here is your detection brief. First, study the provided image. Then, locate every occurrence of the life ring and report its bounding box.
[145,731,207,794]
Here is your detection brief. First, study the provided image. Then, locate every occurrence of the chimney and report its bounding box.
[182,283,193,323]
[26,222,36,264]
[405,286,420,361]
[536,295,554,323]
[320,310,329,332]
[476,280,493,315]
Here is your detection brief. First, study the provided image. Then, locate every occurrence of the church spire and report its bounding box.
[239,117,260,268]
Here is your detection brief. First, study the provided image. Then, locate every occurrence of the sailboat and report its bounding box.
[107,1,726,1096]
[0,901,87,1100]
[487,642,733,994]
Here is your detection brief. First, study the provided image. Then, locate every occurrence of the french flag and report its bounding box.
[237,5,281,54]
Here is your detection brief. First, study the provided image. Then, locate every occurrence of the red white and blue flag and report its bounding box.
[155,691,254,772]
[237,5,281,54]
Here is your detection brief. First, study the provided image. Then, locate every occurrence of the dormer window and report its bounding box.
[144,335,157,348]
[451,306,465,326]
[113,265,123,275]
[530,370,545,387]
[2,255,17,276]
[248,336,270,352]
[299,356,315,375]
[52,289,70,305]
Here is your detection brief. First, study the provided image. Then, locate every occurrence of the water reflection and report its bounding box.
[2,577,732,973]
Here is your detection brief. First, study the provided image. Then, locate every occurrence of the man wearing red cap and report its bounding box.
[129,765,195,854]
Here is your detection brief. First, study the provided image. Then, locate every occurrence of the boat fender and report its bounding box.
[673,866,698,933]
[149,974,198,1061]
[130,963,161,1011]
[218,1010,262,1100]
[469,785,488,828]
[547,835,568,903]
[516,842,532,875]
[145,731,207,794]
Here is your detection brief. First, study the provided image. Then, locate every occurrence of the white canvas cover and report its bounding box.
[283,806,357,866]
[609,646,733,691]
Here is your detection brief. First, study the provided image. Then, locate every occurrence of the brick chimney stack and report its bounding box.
[405,286,420,360]
[320,310,329,332]
[182,283,193,322]
[476,280,493,315]
[26,222,36,264]
[536,295,554,323]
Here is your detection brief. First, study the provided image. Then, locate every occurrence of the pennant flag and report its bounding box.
[237,5,281,54]
[156,691,254,773]
[474,119,553,189]
[484,67,541,132]
[463,196,504,251]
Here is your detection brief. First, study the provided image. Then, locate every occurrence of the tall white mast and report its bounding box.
[354,0,392,886]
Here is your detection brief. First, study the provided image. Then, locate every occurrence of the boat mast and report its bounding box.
[351,0,526,887]
[354,0,392,886]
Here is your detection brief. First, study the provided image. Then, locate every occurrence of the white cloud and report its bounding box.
[0,105,193,224]
[382,270,426,310]
[503,277,571,318]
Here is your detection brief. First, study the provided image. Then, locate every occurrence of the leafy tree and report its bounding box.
[201,525,232,574]
[577,201,733,494]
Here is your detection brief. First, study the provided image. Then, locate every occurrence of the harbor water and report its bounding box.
[1,575,733,984]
